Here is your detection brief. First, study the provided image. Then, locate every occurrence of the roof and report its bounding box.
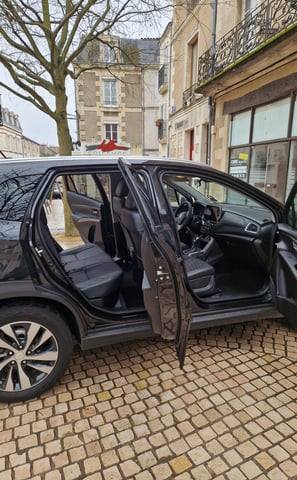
[75,36,160,65]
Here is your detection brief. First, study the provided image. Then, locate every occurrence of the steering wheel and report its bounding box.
[175,201,192,231]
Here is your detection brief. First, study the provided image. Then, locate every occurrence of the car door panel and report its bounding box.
[271,224,297,328]
[118,158,192,367]
[67,190,103,245]
[271,182,297,329]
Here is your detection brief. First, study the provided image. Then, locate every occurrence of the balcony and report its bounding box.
[197,0,297,87]
[158,65,168,93]
[183,84,202,107]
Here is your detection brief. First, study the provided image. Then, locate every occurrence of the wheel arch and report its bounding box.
[0,297,83,344]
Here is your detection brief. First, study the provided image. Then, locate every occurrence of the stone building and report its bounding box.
[0,107,23,158]
[0,106,42,159]
[74,35,160,156]
[160,0,297,203]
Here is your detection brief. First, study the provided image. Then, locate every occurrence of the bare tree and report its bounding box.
[0,0,171,155]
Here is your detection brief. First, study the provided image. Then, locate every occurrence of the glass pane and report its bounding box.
[249,142,289,202]
[286,140,297,199]
[104,80,117,106]
[265,142,289,203]
[230,111,251,146]
[229,147,250,181]
[292,97,297,137]
[162,173,267,208]
[253,98,290,142]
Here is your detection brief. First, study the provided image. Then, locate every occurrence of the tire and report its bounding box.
[0,303,73,403]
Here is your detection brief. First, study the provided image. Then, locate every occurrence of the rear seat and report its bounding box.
[60,244,111,271]
[59,243,123,307]
[40,208,122,307]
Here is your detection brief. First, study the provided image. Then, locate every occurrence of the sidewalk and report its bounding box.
[1,317,297,480]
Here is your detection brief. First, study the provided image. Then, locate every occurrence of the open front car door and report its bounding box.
[118,158,192,368]
[271,181,297,329]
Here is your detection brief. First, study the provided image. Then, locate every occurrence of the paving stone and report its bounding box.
[1,318,297,480]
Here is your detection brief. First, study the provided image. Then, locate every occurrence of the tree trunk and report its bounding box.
[55,86,73,157]
[55,83,77,235]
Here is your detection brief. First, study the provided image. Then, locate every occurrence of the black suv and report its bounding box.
[1,156,297,403]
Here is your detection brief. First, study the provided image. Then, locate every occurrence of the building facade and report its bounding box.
[74,35,160,156]
[0,107,23,158]
[161,0,297,203]
[0,106,42,159]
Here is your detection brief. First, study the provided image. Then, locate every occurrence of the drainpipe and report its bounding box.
[142,67,145,156]
[207,0,218,165]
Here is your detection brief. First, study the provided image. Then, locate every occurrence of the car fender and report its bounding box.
[0,280,88,341]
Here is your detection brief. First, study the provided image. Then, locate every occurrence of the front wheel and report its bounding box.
[0,304,73,403]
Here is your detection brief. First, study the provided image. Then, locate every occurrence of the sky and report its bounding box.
[0,68,77,146]
[0,6,170,147]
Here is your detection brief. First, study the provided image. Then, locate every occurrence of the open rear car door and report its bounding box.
[271,181,297,329]
[118,158,192,367]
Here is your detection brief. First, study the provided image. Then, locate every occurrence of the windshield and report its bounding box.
[163,173,274,222]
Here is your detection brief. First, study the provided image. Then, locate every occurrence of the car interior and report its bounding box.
[39,169,277,315]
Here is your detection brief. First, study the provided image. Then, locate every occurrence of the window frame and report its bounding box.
[103,78,118,107]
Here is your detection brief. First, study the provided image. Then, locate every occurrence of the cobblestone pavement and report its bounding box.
[1,318,297,480]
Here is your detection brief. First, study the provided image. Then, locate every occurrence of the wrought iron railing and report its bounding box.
[158,64,168,90]
[183,84,201,107]
[197,0,297,86]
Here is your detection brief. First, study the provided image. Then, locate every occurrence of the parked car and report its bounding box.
[0,155,296,403]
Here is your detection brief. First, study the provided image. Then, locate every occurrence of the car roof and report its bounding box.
[0,155,209,174]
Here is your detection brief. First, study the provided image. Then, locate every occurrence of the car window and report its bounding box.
[66,174,103,202]
[163,184,187,207]
[162,173,274,221]
[0,174,42,221]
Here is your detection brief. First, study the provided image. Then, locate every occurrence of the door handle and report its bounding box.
[92,209,99,214]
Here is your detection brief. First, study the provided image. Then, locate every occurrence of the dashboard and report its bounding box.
[191,201,273,238]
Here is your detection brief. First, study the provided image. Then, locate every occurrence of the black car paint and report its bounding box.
[0,155,297,402]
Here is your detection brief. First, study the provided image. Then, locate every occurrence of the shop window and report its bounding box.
[249,142,289,202]
[286,140,297,198]
[252,97,290,142]
[292,96,297,136]
[230,111,251,146]
[229,96,296,202]
[229,147,250,181]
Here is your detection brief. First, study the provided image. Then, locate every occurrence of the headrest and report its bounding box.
[115,178,129,197]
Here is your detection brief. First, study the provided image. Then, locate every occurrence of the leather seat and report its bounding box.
[121,193,144,263]
[40,208,123,307]
[112,179,130,259]
[183,256,215,296]
[113,178,129,221]
[119,195,216,297]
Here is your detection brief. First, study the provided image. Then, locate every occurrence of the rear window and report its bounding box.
[0,174,42,221]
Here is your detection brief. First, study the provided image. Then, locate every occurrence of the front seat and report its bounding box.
[112,178,130,259]
[120,194,216,297]
[121,192,144,266]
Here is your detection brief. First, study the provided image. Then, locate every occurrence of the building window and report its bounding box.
[189,36,198,88]
[229,95,297,203]
[103,79,117,106]
[105,123,118,142]
[103,44,115,63]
